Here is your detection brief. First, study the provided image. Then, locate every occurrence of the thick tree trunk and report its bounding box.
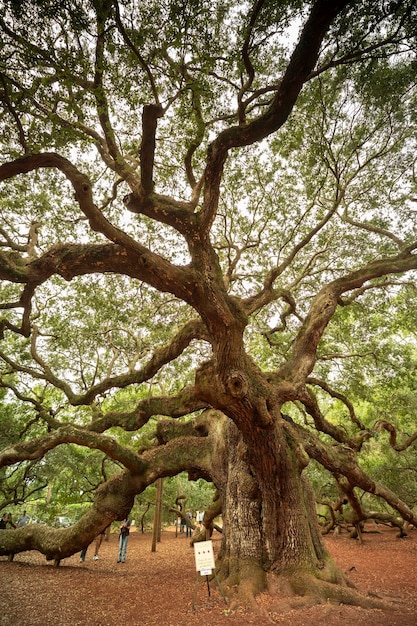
[215,421,386,611]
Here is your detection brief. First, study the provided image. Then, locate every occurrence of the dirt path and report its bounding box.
[1,526,417,625]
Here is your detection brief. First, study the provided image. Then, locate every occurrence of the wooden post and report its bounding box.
[157,479,163,542]
[151,478,163,552]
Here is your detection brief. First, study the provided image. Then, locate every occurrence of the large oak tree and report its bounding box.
[1,0,417,612]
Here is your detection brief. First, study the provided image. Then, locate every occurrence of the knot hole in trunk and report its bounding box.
[225,370,249,398]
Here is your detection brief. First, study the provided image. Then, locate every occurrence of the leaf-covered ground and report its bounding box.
[1,525,416,625]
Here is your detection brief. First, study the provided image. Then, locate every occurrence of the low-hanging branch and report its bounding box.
[375,419,417,452]
[289,421,417,528]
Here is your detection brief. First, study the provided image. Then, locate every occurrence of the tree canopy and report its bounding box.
[0,0,417,612]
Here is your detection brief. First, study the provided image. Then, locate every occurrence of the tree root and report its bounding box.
[218,564,396,619]
[217,558,267,611]
[263,571,395,613]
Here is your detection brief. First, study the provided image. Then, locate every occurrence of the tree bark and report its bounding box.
[213,419,389,610]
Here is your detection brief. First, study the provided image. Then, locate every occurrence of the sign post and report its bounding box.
[192,540,227,609]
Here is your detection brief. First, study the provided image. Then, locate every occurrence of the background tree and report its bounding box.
[0,0,417,612]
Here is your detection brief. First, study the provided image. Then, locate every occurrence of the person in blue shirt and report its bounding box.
[17,511,30,527]
[117,518,131,563]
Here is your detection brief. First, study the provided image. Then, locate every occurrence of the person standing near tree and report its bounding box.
[0,513,7,529]
[79,524,110,562]
[7,513,16,528]
[117,518,131,563]
[93,525,109,560]
[185,509,193,538]
[17,510,30,527]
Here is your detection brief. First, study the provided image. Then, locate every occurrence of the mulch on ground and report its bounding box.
[1,525,417,625]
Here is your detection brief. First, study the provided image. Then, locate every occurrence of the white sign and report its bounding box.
[194,540,215,572]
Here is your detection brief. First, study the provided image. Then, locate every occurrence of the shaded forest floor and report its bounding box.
[1,525,417,625]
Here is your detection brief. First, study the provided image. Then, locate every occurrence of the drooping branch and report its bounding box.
[336,475,407,536]
[290,421,417,528]
[0,416,224,558]
[375,419,417,452]
[0,427,217,560]
[0,470,140,561]
[0,425,146,474]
